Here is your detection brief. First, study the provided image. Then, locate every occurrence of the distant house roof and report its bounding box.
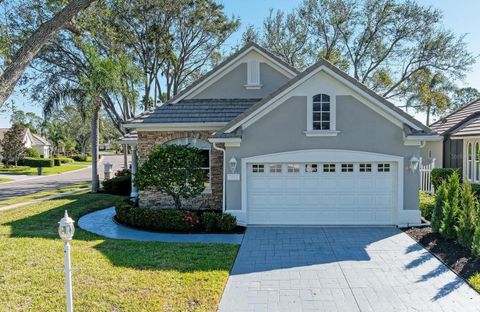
[31,133,51,146]
[429,99,480,136]
[125,98,260,126]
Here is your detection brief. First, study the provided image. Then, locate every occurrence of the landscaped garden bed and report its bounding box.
[404,226,480,292]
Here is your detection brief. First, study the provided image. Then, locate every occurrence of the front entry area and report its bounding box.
[242,150,401,225]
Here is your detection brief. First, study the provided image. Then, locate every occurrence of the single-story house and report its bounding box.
[0,127,51,158]
[122,42,441,226]
[424,98,480,183]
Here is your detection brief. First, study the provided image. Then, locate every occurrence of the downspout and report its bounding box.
[212,143,226,212]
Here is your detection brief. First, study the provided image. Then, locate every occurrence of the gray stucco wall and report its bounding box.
[225,95,421,212]
[193,63,290,99]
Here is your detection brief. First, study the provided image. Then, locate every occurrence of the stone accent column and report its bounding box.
[130,144,138,199]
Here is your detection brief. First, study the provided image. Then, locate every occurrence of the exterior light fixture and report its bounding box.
[409,155,420,172]
[58,210,75,312]
[229,156,238,174]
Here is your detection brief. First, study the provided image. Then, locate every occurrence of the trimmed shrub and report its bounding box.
[456,183,477,248]
[102,174,131,196]
[71,154,91,162]
[201,211,220,232]
[419,191,435,220]
[440,172,461,239]
[431,168,460,190]
[217,214,237,232]
[472,217,480,257]
[114,202,238,233]
[58,157,74,164]
[431,181,447,232]
[54,158,61,166]
[25,147,40,158]
[21,157,54,168]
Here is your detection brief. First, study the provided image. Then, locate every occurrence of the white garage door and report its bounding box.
[247,162,396,225]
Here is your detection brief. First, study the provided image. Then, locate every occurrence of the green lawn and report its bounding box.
[0,193,238,311]
[0,164,89,176]
[0,177,13,183]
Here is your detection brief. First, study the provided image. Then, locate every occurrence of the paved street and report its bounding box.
[219,227,480,312]
[0,154,129,201]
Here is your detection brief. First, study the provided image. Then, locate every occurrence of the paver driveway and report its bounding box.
[219,227,480,312]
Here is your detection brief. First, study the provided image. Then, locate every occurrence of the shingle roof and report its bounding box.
[429,98,480,135]
[126,99,261,125]
[216,58,434,136]
[31,133,50,146]
[450,115,480,137]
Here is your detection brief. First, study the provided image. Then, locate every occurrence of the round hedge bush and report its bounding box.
[115,201,239,233]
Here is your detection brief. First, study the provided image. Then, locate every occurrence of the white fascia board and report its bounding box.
[173,47,297,103]
[208,137,242,143]
[123,122,226,131]
[404,135,443,141]
[225,65,423,133]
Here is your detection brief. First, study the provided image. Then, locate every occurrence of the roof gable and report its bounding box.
[219,58,432,135]
[170,42,299,103]
[429,98,480,135]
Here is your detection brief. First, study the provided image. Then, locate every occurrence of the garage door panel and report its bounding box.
[247,161,396,225]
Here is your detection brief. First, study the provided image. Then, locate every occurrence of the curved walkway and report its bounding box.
[78,207,244,245]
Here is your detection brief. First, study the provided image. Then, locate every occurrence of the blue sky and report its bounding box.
[1,0,479,127]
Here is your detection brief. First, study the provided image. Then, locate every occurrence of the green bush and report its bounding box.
[114,202,238,233]
[431,181,447,232]
[217,214,237,231]
[431,168,461,190]
[419,191,435,220]
[71,154,91,162]
[472,222,480,257]
[102,174,131,196]
[201,211,220,232]
[21,157,54,168]
[440,172,460,239]
[54,158,61,166]
[456,183,477,248]
[25,147,40,158]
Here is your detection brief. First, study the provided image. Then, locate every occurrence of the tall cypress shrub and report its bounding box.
[472,208,480,257]
[431,181,447,232]
[440,172,460,239]
[456,183,477,248]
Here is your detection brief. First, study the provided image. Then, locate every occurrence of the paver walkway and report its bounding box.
[219,227,480,312]
[0,154,128,200]
[78,207,244,244]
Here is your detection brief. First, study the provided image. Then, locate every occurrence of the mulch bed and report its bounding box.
[403,226,480,282]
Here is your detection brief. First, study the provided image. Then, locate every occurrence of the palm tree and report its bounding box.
[47,120,66,155]
[44,44,126,192]
[405,69,453,126]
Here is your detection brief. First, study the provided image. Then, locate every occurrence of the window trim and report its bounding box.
[306,92,337,136]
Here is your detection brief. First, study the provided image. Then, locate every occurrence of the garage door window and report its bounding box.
[287,164,300,173]
[252,164,264,173]
[323,164,336,172]
[378,164,390,172]
[341,164,353,172]
[305,164,318,173]
[269,164,282,173]
[359,163,372,172]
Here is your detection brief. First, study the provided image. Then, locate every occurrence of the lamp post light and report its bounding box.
[58,210,75,312]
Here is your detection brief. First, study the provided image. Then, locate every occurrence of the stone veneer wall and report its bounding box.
[137,130,223,210]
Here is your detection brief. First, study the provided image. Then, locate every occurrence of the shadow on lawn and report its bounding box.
[4,193,237,272]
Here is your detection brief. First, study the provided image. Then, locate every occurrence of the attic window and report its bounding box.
[245,60,262,89]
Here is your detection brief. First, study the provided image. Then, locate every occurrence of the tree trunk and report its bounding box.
[0,0,95,107]
[172,194,182,209]
[426,106,431,126]
[91,104,100,193]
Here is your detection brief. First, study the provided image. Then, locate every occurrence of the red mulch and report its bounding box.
[403,227,480,280]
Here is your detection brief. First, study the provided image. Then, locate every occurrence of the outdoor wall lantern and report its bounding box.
[409,155,420,172]
[229,156,238,174]
[58,210,75,312]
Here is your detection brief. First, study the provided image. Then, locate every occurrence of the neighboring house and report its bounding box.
[0,127,51,158]
[426,98,480,183]
[122,42,440,226]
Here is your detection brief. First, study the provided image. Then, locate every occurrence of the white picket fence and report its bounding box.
[420,158,435,194]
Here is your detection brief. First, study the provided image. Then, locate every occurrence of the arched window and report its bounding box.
[312,94,330,130]
[476,143,480,182]
[468,142,473,181]
[165,138,211,189]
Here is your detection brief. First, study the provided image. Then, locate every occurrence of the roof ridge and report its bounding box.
[429,98,480,130]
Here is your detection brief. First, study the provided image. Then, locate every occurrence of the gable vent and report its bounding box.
[245,60,262,89]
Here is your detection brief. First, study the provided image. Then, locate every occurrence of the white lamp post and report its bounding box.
[58,210,75,312]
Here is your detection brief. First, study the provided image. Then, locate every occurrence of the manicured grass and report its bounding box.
[0,184,91,207]
[0,193,238,311]
[0,164,89,176]
[0,177,13,183]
